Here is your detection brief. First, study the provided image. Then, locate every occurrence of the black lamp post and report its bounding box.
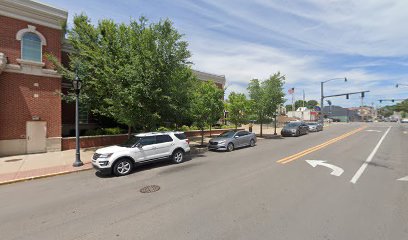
[273,112,278,135]
[72,70,84,167]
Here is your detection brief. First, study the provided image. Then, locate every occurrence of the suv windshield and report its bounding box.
[118,136,141,148]
[219,131,236,138]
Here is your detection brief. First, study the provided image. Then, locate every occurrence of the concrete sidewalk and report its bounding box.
[0,148,95,185]
[0,137,212,185]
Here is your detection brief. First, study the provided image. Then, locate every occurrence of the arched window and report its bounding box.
[21,32,42,62]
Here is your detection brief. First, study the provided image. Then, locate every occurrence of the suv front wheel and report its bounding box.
[172,150,184,164]
[113,158,133,176]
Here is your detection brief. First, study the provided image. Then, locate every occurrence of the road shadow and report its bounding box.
[257,134,284,140]
[366,161,393,170]
[94,152,207,178]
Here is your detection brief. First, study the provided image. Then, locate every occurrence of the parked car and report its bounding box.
[306,122,323,132]
[208,130,256,152]
[281,122,309,137]
[401,118,408,123]
[92,132,190,176]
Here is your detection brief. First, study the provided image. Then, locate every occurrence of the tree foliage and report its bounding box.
[307,100,319,109]
[190,81,224,145]
[226,92,250,129]
[247,73,285,136]
[49,15,195,132]
[395,99,408,113]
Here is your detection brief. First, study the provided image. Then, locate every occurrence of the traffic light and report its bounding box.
[361,92,365,98]
[392,99,395,102]
[379,100,382,103]
[346,94,349,99]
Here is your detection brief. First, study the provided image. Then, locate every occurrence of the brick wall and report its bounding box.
[61,129,242,150]
[0,72,61,140]
[184,128,243,137]
[62,134,129,150]
[0,15,62,68]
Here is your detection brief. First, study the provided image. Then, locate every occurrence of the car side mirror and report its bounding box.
[234,136,239,138]
[134,143,143,148]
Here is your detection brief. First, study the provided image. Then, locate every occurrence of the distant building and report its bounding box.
[192,70,226,89]
[322,106,359,122]
[348,106,376,121]
[287,107,319,121]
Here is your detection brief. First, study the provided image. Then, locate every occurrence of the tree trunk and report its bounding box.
[260,121,263,137]
[210,125,212,137]
[127,125,132,139]
[201,128,204,146]
[260,114,263,137]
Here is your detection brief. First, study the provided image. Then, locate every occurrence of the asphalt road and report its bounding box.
[0,122,407,240]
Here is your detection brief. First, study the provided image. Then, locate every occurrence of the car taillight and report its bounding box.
[186,139,190,144]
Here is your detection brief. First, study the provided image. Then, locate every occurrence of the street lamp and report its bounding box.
[396,83,408,88]
[72,69,84,167]
[320,77,347,125]
[273,111,278,135]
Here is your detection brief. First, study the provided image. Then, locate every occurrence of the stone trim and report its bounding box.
[0,0,68,30]
[16,25,47,45]
[0,53,6,74]
[4,63,61,78]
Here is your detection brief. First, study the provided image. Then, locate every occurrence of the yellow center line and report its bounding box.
[276,126,366,164]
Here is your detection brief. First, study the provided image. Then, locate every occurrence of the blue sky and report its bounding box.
[42,0,408,107]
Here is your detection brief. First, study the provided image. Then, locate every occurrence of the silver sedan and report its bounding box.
[208,130,257,152]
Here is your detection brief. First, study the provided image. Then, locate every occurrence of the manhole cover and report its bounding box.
[140,185,160,193]
[5,159,23,163]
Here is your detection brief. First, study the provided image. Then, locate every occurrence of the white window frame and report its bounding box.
[16,25,47,63]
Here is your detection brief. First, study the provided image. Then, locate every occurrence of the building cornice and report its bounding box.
[0,0,68,30]
[192,69,226,86]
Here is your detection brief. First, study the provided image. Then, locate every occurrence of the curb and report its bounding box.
[0,166,93,186]
[1,147,210,186]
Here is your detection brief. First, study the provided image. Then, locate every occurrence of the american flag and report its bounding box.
[288,88,295,94]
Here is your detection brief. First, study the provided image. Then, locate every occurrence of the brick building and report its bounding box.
[0,0,67,156]
[0,0,226,157]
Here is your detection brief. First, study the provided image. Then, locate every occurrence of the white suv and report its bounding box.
[92,132,190,176]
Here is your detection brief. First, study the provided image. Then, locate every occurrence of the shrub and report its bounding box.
[180,125,190,131]
[102,127,123,135]
[221,125,236,129]
[84,128,104,136]
[189,125,199,130]
[157,126,171,132]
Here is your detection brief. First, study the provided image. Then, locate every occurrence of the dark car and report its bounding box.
[208,130,257,152]
[281,122,309,137]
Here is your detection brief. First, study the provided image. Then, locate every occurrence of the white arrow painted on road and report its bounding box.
[306,160,344,177]
[365,130,382,132]
[397,176,408,181]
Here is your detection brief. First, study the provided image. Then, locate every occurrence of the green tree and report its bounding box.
[395,99,408,113]
[226,92,249,130]
[262,72,286,122]
[247,79,265,135]
[190,81,224,145]
[48,15,194,135]
[294,100,307,110]
[247,73,285,136]
[306,100,319,109]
